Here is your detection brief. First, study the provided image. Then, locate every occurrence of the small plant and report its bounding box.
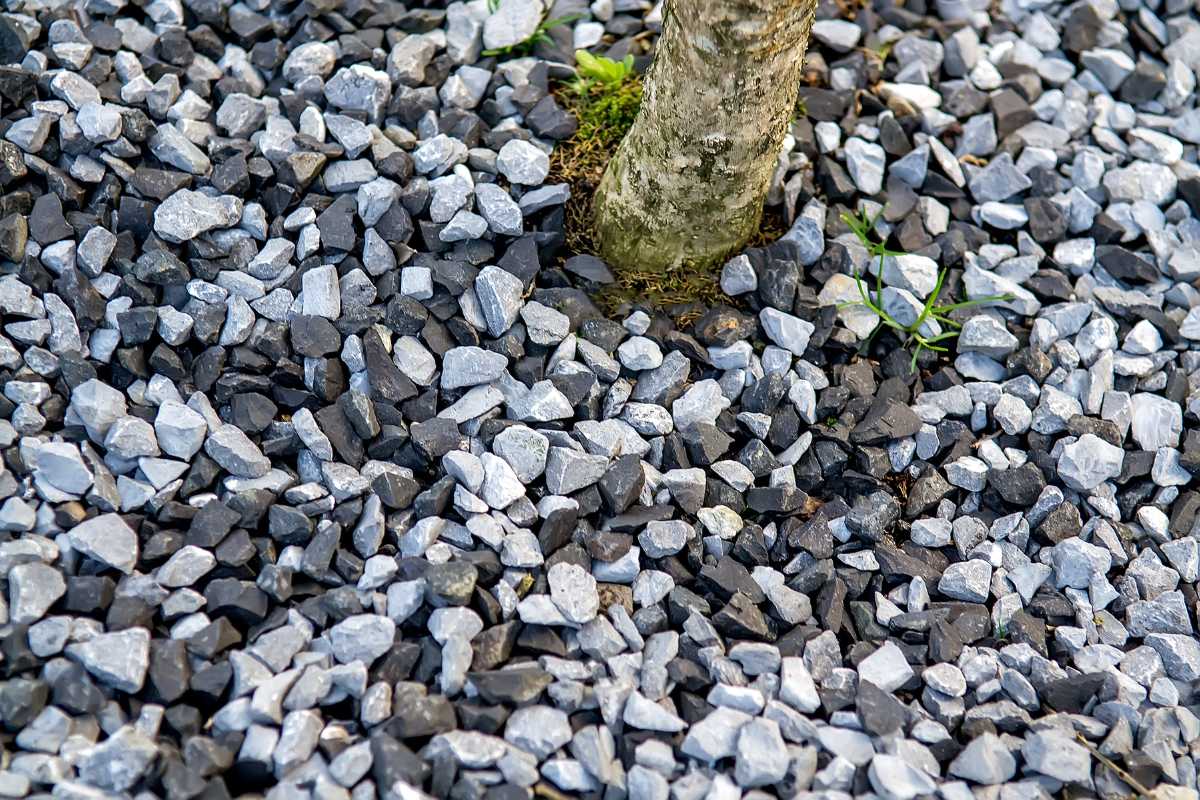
[564,48,641,165]
[547,49,643,261]
[571,50,636,93]
[565,49,642,147]
[838,205,1012,373]
[482,13,582,57]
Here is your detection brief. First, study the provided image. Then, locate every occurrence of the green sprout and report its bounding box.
[482,13,582,57]
[547,49,643,266]
[561,48,641,148]
[570,49,636,93]
[838,205,1012,373]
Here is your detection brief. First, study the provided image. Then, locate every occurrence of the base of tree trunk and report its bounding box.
[591,0,814,274]
[592,155,766,273]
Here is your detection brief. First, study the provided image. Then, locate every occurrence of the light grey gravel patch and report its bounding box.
[414,134,469,176]
[148,124,212,174]
[65,628,150,692]
[67,512,139,574]
[967,152,1031,202]
[441,346,509,389]
[324,64,391,122]
[1021,731,1092,784]
[441,209,488,241]
[622,692,685,732]
[492,426,549,482]
[856,641,913,692]
[1057,433,1123,491]
[76,725,159,792]
[843,137,885,195]
[759,308,814,356]
[479,452,525,509]
[638,520,691,558]
[720,254,757,295]
[957,315,1018,357]
[519,183,570,213]
[734,718,788,788]
[497,139,549,185]
[104,416,159,460]
[817,726,875,766]
[475,182,524,235]
[155,400,207,460]
[811,18,862,51]
[156,545,217,587]
[1130,392,1182,450]
[33,441,93,495]
[544,446,607,495]
[548,562,599,625]
[949,733,1016,785]
[8,562,66,624]
[204,424,271,478]
[868,754,937,800]
[328,614,396,664]
[681,706,750,763]
[475,265,525,337]
[71,379,128,442]
[154,190,242,243]
[302,264,342,319]
[482,0,544,50]
[506,705,572,760]
[520,301,570,345]
[938,559,991,602]
[1142,632,1200,681]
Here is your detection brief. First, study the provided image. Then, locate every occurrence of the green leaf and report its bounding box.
[574,49,632,86]
[575,49,601,75]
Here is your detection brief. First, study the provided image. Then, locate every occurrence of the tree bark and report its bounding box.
[592,0,815,273]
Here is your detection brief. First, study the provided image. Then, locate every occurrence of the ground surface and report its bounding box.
[0,0,1198,799]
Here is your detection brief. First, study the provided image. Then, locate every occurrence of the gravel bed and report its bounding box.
[0,0,1199,798]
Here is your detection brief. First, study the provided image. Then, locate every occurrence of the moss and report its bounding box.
[548,76,642,257]
[566,79,643,152]
[594,262,729,322]
[745,204,788,249]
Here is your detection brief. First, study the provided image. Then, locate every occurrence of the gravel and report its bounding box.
[1,0,1199,798]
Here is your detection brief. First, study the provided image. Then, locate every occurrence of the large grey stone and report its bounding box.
[66,628,151,692]
[68,512,139,574]
[154,190,243,243]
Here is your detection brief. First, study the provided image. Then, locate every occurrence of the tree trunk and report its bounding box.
[592,0,815,273]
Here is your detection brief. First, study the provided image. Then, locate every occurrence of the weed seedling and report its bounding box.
[838,205,1012,372]
[570,49,636,93]
[564,49,642,147]
[547,49,643,257]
